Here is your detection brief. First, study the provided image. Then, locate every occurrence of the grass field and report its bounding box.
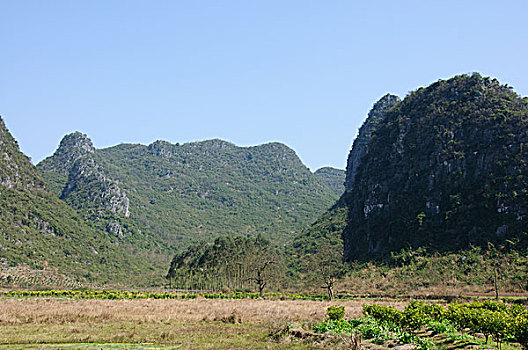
[0,297,525,349]
[0,297,407,349]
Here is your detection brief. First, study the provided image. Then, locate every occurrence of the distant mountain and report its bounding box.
[314,167,345,196]
[38,136,339,251]
[302,73,528,262]
[0,117,163,287]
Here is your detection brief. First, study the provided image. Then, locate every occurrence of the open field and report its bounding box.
[0,296,526,349]
[0,297,406,349]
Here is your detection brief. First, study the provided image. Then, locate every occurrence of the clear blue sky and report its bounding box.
[2,1,527,171]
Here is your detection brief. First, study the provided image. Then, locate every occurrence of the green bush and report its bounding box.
[327,305,345,320]
[313,319,354,334]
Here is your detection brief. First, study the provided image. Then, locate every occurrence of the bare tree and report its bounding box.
[248,259,275,297]
[245,234,284,297]
[308,242,347,300]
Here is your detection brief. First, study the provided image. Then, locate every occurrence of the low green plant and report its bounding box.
[427,319,456,334]
[326,305,345,320]
[313,319,354,334]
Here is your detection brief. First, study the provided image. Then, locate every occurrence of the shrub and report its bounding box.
[327,305,345,320]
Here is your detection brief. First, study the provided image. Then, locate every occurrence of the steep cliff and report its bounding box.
[342,73,528,259]
[345,94,401,190]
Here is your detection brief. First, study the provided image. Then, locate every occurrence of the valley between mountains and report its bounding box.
[0,73,527,295]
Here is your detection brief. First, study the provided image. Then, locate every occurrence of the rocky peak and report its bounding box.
[38,131,130,221]
[41,132,95,176]
[345,94,400,190]
[59,131,95,154]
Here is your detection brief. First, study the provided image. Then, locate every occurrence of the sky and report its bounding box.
[1,1,527,171]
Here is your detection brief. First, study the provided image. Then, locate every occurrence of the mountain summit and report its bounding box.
[38,132,130,236]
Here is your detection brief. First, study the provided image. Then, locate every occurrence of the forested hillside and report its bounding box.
[39,136,339,251]
[0,117,164,287]
[314,167,345,196]
[302,74,528,263]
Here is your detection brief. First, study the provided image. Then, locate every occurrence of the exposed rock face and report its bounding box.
[341,74,528,260]
[51,132,96,174]
[38,132,130,220]
[345,94,400,190]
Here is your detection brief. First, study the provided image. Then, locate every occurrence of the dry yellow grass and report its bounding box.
[0,297,409,326]
[0,297,412,349]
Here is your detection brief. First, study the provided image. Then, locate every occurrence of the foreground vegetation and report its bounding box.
[313,301,528,349]
[0,295,526,349]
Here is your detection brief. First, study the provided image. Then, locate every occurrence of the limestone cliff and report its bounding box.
[345,94,400,190]
[38,132,130,228]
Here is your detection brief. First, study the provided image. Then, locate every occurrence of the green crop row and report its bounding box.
[363,300,528,348]
[1,289,308,300]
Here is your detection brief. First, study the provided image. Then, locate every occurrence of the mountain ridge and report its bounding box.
[38,133,339,252]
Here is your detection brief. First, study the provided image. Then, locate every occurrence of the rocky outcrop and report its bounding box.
[344,94,400,190]
[38,132,130,220]
[48,132,95,174]
[148,140,174,158]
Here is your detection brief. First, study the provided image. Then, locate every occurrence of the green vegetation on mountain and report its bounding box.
[301,74,528,267]
[341,73,528,259]
[0,117,163,286]
[39,137,338,252]
[314,167,345,196]
[291,74,528,295]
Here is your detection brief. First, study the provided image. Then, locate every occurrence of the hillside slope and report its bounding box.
[0,117,163,286]
[39,137,339,250]
[314,167,345,196]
